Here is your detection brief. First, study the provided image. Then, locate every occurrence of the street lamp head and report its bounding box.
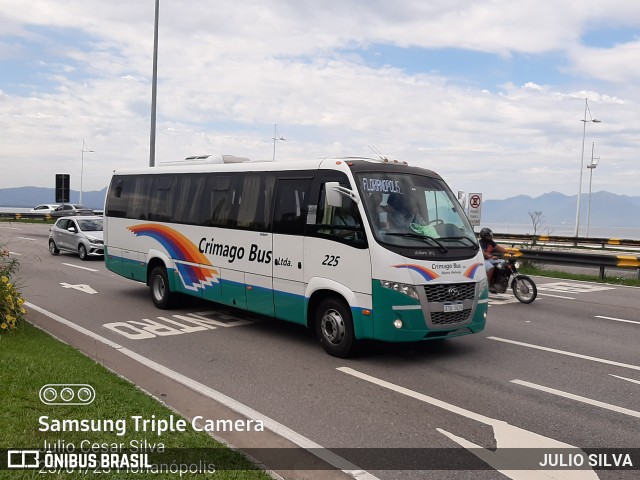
[591,119,601,123]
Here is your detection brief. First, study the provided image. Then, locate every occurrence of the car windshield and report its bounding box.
[77,219,103,232]
[356,172,477,249]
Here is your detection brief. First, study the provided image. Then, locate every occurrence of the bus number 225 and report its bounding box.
[322,255,340,267]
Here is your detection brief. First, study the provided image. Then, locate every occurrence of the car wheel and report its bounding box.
[78,244,88,260]
[149,266,176,309]
[315,297,357,358]
[49,240,60,255]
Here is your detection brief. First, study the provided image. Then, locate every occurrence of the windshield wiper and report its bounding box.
[439,236,479,248]
[385,232,449,253]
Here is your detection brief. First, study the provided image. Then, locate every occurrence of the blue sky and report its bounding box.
[1,0,640,203]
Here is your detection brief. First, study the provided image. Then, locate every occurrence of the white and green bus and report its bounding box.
[104,155,488,357]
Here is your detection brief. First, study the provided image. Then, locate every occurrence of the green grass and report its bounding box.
[0,323,272,479]
[520,264,640,287]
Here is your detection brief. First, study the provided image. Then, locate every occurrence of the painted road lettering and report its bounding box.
[103,312,254,340]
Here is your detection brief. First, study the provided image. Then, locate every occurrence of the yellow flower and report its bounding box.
[1,323,7,330]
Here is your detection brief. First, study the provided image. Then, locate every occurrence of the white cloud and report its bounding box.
[0,0,640,202]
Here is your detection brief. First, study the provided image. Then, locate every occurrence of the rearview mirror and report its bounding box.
[325,182,343,207]
[325,182,359,207]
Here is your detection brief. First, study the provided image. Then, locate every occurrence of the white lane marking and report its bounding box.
[17,237,36,241]
[436,429,589,480]
[609,374,640,386]
[8,251,22,256]
[595,315,640,326]
[537,282,615,294]
[511,379,640,419]
[338,367,597,480]
[488,337,640,372]
[62,262,99,272]
[60,283,98,294]
[539,293,575,300]
[25,302,377,480]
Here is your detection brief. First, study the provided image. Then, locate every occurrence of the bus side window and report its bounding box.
[315,182,365,246]
[130,176,152,220]
[148,176,174,222]
[234,174,275,231]
[208,175,236,227]
[272,178,310,235]
[106,177,128,218]
[175,174,207,225]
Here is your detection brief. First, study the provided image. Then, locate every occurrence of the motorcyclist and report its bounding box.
[479,227,507,292]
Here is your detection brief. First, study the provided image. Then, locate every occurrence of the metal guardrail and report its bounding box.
[0,212,55,221]
[0,210,102,221]
[494,232,640,249]
[506,248,640,280]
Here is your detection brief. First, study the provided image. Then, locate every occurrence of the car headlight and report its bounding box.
[86,235,98,243]
[478,277,488,293]
[380,280,419,301]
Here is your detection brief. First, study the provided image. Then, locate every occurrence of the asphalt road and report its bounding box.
[3,223,639,480]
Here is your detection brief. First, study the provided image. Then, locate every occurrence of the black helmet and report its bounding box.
[479,227,493,240]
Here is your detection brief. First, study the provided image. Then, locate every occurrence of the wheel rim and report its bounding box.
[79,245,86,258]
[49,242,56,254]
[514,279,533,300]
[153,275,166,302]
[321,309,345,345]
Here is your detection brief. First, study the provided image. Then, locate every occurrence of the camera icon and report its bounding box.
[39,384,96,405]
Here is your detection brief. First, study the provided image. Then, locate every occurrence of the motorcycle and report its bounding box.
[489,255,537,303]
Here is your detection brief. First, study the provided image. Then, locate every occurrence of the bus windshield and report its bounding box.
[356,172,477,249]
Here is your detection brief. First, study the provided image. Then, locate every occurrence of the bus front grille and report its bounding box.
[430,309,472,325]
[423,282,476,302]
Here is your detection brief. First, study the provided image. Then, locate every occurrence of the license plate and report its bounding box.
[444,303,463,313]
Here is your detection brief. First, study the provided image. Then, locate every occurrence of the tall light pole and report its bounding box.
[574,98,601,237]
[149,0,159,167]
[80,140,94,205]
[586,142,600,237]
[272,124,286,161]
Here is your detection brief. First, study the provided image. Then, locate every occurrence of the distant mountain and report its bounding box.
[0,186,107,210]
[482,191,640,228]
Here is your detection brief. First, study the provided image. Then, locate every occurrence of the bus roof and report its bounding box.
[110,156,441,179]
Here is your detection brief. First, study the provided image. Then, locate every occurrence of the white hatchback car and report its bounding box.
[49,216,104,260]
[29,204,59,214]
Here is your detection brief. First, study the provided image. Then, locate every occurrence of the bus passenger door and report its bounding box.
[271,178,311,325]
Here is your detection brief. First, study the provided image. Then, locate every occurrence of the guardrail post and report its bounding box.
[599,266,606,280]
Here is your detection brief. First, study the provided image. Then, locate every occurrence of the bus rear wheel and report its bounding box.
[149,266,175,309]
[315,297,356,358]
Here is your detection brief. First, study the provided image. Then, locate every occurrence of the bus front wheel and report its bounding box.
[149,266,175,309]
[315,298,356,358]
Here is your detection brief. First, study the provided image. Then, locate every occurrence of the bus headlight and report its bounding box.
[380,280,419,301]
[478,277,488,294]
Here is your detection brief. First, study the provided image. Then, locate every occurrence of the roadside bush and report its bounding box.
[0,245,27,334]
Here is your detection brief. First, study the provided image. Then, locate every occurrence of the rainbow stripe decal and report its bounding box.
[393,264,440,282]
[128,224,219,291]
[464,263,483,279]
